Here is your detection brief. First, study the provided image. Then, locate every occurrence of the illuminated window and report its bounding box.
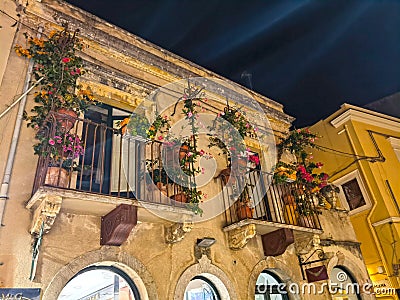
[184,276,220,300]
[255,271,289,300]
[58,266,140,300]
[330,266,361,300]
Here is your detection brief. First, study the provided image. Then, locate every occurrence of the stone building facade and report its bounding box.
[0,1,373,299]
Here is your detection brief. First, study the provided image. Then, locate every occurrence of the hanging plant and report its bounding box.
[208,104,256,168]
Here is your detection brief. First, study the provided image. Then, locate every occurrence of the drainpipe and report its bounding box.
[343,125,392,286]
[0,27,42,227]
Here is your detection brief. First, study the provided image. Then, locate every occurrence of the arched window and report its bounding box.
[184,275,220,300]
[58,266,140,300]
[255,270,289,300]
[330,266,361,300]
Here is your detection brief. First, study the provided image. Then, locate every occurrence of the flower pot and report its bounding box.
[218,168,236,185]
[56,108,78,131]
[156,182,168,195]
[45,167,69,188]
[171,192,187,203]
[179,144,189,160]
[237,203,253,220]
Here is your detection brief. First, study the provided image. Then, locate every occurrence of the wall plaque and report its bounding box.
[0,288,41,300]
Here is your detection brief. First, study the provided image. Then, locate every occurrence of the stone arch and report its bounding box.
[249,257,301,300]
[43,247,158,300]
[172,256,238,300]
[327,250,374,300]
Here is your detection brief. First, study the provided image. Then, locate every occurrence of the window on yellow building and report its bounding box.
[342,179,366,210]
[333,170,371,215]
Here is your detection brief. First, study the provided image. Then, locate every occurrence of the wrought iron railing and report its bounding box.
[32,111,188,209]
[220,169,322,230]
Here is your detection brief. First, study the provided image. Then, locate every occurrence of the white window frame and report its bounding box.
[333,170,372,215]
[388,137,400,162]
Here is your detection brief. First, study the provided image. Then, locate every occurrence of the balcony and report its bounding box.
[26,110,194,237]
[219,169,322,251]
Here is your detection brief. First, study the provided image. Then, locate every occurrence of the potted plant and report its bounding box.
[273,128,329,226]
[15,25,95,186]
[15,26,95,130]
[208,104,257,184]
[35,130,84,187]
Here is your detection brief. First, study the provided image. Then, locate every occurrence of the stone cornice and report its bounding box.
[23,0,291,120]
[330,104,400,132]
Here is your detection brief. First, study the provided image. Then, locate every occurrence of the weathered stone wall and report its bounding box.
[0,1,372,299]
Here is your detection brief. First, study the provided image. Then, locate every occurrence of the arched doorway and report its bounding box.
[57,266,140,300]
[255,270,289,300]
[330,266,361,300]
[184,275,220,300]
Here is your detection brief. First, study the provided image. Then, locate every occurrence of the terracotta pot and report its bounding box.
[218,168,235,185]
[171,192,187,203]
[179,144,189,160]
[56,108,78,131]
[237,203,253,220]
[283,193,296,205]
[45,167,69,188]
[156,182,168,195]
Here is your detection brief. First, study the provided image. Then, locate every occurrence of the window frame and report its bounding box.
[333,170,372,215]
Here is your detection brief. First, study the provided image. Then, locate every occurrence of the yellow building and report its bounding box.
[0,1,374,299]
[310,103,400,299]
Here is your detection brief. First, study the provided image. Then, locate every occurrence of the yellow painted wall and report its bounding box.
[310,105,400,298]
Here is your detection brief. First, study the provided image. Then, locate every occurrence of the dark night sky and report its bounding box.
[65,0,400,127]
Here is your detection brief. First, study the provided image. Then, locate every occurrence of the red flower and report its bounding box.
[61,57,70,63]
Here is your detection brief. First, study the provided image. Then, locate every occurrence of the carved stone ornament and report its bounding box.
[29,195,63,235]
[165,222,194,244]
[100,204,137,246]
[227,224,256,250]
[261,228,294,256]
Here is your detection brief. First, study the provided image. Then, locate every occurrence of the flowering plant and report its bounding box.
[34,131,84,169]
[120,114,170,140]
[208,105,256,167]
[274,128,329,193]
[15,26,95,129]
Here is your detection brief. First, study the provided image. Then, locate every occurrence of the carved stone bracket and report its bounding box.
[227,224,256,250]
[29,195,63,235]
[294,233,321,255]
[165,222,193,244]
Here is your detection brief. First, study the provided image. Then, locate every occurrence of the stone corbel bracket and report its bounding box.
[26,195,63,235]
[227,224,256,250]
[165,222,193,244]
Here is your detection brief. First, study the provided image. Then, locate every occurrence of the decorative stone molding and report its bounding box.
[194,245,211,261]
[294,232,320,255]
[42,248,158,300]
[29,195,62,235]
[227,224,256,250]
[173,255,237,300]
[165,222,193,244]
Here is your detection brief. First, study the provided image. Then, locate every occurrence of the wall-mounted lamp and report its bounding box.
[196,237,216,248]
